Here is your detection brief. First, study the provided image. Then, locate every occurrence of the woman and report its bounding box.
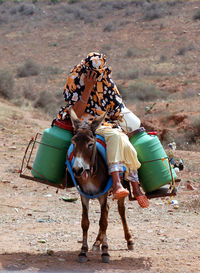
[58,52,149,208]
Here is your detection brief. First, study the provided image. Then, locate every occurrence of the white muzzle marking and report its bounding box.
[73,156,90,171]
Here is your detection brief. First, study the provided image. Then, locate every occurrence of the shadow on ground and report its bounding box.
[0,250,152,272]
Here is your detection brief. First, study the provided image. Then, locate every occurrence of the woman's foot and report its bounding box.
[111,171,129,200]
[112,186,129,200]
[131,182,149,208]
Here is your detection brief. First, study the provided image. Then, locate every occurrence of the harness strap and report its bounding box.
[66,159,113,199]
[66,135,112,199]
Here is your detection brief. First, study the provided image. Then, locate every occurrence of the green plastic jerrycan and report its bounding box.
[31,120,73,184]
[129,128,177,193]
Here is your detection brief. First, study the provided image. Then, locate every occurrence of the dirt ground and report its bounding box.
[0,1,200,272]
[0,100,200,273]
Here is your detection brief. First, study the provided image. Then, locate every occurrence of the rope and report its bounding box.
[161,157,176,198]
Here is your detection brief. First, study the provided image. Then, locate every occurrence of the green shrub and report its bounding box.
[0,70,14,99]
[191,115,200,135]
[143,2,171,21]
[17,60,40,78]
[125,49,135,58]
[176,44,196,56]
[159,55,167,63]
[42,66,63,75]
[18,4,35,16]
[34,90,54,109]
[50,0,59,4]
[119,81,166,102]
[103,22,115,32]
[117,69,139,80]
[193,9,200,20]
[23,85,37,101]
[177,47,187,56]
[68,0,80,4]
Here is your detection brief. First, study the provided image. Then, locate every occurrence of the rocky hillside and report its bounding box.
[0,0,200,151]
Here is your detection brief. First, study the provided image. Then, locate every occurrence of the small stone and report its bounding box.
[1,180,10,183]
[9,146,17,150]
[47,249,54,256]
[57,258,65,262]
[38,239,46,244]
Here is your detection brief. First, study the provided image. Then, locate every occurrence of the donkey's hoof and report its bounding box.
[101,253,110,263]
[128,241,134,250]
[78,253,87,263]
[92,244,100,252]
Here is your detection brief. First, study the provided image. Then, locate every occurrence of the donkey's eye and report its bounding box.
[87,143,94,149]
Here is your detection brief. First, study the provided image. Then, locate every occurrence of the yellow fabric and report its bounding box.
[96,126,141,174]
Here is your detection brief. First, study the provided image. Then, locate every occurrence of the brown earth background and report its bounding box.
[0,0,200,272]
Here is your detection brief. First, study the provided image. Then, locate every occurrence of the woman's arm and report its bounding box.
[73,70,97,118]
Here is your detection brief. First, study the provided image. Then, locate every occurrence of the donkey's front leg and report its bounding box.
[78,196,90,263]
[118,197,134,250]
[98,196,110,263]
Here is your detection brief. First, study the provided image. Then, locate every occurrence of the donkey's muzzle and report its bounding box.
[72,167,90,181]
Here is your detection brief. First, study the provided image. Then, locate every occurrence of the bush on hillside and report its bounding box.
[143,2,172,21]
[119,81,166,102]
[191,115,200,136]
[18,4,35,16]
[34,90,54,109]
[0,70,14,99]
[17,60,40,78]
[103,22,115,32]
[68,0,81,4]
[42,66,63,75]
[23,84,37,101]
[193,9,200,20]
[117,69,139,80]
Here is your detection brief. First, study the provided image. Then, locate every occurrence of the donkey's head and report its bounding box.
[69,109,106,181]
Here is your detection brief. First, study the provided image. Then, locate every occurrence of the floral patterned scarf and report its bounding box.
[58,52,124,121]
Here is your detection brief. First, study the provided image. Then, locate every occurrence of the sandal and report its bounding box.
[131,181,149,208]
[136,195,149,208]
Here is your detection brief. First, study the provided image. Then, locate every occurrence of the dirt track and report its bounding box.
[0,100,200,273]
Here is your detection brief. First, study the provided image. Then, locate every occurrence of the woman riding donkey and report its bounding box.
[57,52,149,208]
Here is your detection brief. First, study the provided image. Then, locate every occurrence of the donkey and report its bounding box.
[69,109,134,263]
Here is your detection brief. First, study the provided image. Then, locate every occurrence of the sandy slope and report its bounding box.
[0,100,200,273]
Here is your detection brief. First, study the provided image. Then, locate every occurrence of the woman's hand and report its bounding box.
[72,70,97,118]
[83,70,97,95]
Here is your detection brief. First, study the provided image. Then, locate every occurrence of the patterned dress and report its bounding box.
[58,52,141,178]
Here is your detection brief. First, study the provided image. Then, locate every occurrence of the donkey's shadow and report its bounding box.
[0,250,152,272]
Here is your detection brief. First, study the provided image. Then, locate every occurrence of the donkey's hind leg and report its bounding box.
[78,196,90,263]
[118,197,134,250]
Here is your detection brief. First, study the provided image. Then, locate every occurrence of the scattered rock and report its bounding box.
[38,239,46,244]
[47,249,54,256]
[8,146,17,150]
[186,181,196,191]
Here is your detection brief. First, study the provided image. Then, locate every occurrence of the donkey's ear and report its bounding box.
[69,108,81,131]
[91,111,107,134]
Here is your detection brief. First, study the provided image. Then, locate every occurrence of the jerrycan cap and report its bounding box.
[54,119,73,131]
[148,131,157,135]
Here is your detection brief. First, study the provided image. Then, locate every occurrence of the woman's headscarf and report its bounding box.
[58,52,124,120]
